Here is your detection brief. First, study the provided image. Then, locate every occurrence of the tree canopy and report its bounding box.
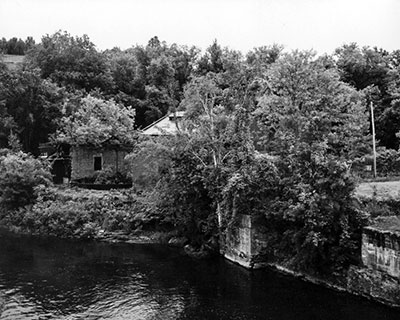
[0,31,400,159]
[54,94,136,146]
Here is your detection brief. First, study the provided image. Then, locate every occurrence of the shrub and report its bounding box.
[0,151,52,210]
[22,200,101,238]
[93,167,132,185]
[1,187,161,239]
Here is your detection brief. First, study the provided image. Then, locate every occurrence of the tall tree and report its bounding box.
[257,50,368,160]
[196,40,225,75]
[27,31,114,92]
[0,66,66,154]
[106,38,198,128]
[253,50,369,272]
[334,43,400,149]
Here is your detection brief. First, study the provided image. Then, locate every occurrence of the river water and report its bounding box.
[0,229,398,320]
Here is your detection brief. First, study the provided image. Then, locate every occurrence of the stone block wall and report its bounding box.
[222,214,269,269]
[221,214,400,306]
[71,146,129,180]
[347,266,400,306]
[361,227,400,278]
[348,226,400,306]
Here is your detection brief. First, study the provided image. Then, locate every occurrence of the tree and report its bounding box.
[106,38,198,129]
[253,50,369,273]
[54,94,136,146]
[196,40,225,75]
[27,31,114,92]
[334,43,400,149]
[168,73,254,230]
[257,50,368,160]
[180,74,230,168]
[0,37,33,55]
[246,44,284,76]
[0,66,66,154]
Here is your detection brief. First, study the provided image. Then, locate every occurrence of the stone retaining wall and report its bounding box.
[222,214,268,269]
[362,227,400,278]
[347,266,400,306]
[223,213,400,307]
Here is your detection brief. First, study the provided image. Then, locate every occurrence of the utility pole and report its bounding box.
[370,101,377,178]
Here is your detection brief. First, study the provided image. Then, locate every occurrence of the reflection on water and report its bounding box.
[0,228,399,320]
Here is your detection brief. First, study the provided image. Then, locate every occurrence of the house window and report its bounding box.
[94,156,102,171]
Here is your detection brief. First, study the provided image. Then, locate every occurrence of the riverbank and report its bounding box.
[0,186,159,240]
[221,178,400,310]
[0,186,214,259]
[266,263,400,309]
[2,229,398,320]
[2,183,400,309]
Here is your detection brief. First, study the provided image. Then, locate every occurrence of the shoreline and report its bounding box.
[223,254,400,309]
[2,224,399,310]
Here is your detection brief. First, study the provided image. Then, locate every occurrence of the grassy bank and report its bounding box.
[0,186,176,243]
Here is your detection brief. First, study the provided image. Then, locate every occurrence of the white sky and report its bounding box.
[1,0,399,55]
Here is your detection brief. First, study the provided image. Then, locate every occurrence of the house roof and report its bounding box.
[141,111,185,136]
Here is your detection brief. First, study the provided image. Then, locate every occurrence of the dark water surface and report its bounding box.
[0,229,399,320]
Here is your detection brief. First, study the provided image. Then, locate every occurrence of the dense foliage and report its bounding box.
[1,188,159,239]
[0,37,35,55]
[1,32,400,277]
[127,50,371,274]
[54,94,136,146]
[0,151,52,211]
[1,34,400,155]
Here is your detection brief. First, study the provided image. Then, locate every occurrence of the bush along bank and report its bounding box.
[0,186,178,243]
[0,150,204,254]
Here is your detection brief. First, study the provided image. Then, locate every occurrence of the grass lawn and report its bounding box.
[355,180,400,199]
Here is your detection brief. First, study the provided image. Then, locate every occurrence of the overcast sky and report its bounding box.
[1,0,399,55]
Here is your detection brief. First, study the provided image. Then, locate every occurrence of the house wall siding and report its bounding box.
[71,146,129,180]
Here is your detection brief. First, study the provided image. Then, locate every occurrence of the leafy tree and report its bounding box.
[0,37,34,55]
[106,38,198,128]
[154,73,254,239]
[334,43,400,149]
[257,50,369,160]
[335,44,390,91]
[246,44,284,76]
[252,50,369,273]
[27,31,114,92]
[54,94,136,146]
[180,74,231,169]
[0,66,66,154]
[196,40,225,75]
[127,72,255,248]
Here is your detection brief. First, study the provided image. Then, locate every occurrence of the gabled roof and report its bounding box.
[141,111,185,136]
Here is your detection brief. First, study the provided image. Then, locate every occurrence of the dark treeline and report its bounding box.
[0,31,400,155]
[0,36,36,55]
